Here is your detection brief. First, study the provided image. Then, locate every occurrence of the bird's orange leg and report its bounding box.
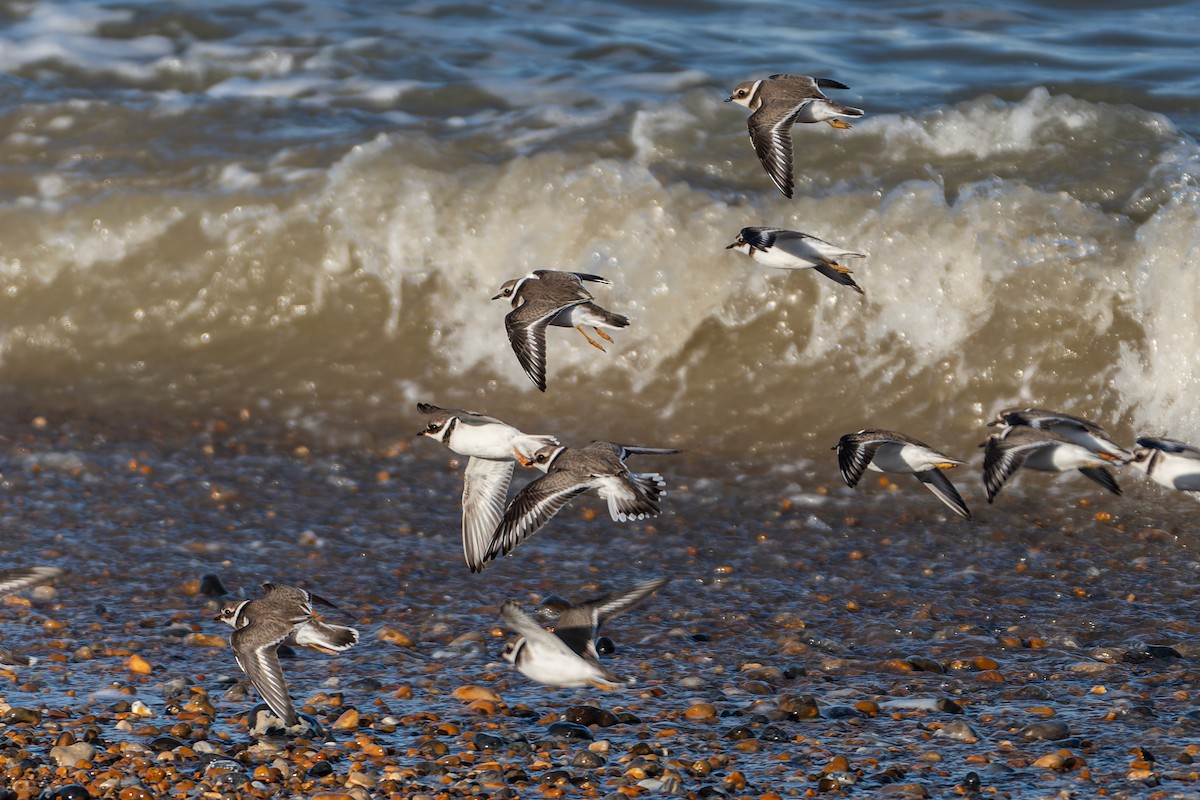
[576,326,607,352]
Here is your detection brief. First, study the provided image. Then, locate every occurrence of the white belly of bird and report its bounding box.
[550,303,618,330]
[868,443,946,473]
[519,647,609,687]
[1025,443,1103,472]
[752,245,819,270]
[447,424,520,461]
[793,98,847,123]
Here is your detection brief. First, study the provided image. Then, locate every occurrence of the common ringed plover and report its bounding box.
[0,567,63,666]
[492,270,629,392]
[501,577,668,688]
[416,402,558,572]
[0,566,63,599]
[988,407,1132,460]
[982,426,1124,503]
[835,429,971,519]
[484,441,682,566]
[215,583,359,731]
[725,73,864,198]
[727,226,866,295]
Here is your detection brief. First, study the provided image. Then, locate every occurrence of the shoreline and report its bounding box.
[1,420,1197,798]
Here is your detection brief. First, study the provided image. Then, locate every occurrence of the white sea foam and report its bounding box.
[0,4,171,72]
[1113,189,1200,440]
[871,88,1093,159]
[0,84,1196,456]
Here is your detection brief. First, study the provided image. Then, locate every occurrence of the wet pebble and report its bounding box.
[546,721,592,741]
[936,719,979,742]
[826,705,867,720]
[572,749,605,768]
[52,787,90,800]
[1033,749,1086,771]
[1123,642,1182,662]
[936,698,964,714]
[778,695,820,720]
[1019,720,1070,741]
[1176,710,1200,728]
[1,706,41,725]
[346,771,377,789]
[564,705,616,727]
[377,626,415,648]
[50,741,95,767]
[880,784,930,798]
[474,732,504,751]
[451,685,501,703]
[759,725,789,742]
[199,573,228,597]
[906,656,946,673]
[332,707,360,729]
[127,654,153,675]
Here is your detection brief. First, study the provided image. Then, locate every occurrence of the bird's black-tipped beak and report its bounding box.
[725,241,739,249]
[490,292,504,300]
[724,96,734,103]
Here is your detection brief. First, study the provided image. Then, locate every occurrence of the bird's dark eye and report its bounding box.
[536,453,548,463]
[427,423,441,433]
[737,89,747,97]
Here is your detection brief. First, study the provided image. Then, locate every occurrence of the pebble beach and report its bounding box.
[3,414,1199,799]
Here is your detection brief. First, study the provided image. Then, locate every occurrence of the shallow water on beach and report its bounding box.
[3,417,1200,796]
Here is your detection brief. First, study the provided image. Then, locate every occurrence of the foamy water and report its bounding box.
[0,0,1198,462]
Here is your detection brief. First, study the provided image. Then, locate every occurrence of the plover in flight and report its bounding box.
[982,426,1124,503]
[727,226,866,294]
[988,407,1132,460]
[725,73,864,198]
[215,583,359,731]
[416,402,558,572]
[484,441,681,567]
[1129,436,1200,498]
[0,567,62,599]
[0,567,63,666]
[492,270,629,392]
[501,577,669,688]
[835,429,971,519]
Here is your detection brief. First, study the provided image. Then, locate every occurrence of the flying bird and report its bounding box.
[484,441,681,566]
[416,402,557,572]
[501,578,669,688]
[835,429,971,519]
[493,270,629,392]
[215,583,359,731]
[725,73,864,197]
